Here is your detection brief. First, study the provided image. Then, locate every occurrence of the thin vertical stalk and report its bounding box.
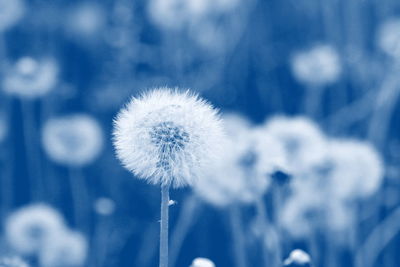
[159,184,170,267]
[229,205,247,267]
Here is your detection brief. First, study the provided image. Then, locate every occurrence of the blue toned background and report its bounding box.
[1,0,400,267]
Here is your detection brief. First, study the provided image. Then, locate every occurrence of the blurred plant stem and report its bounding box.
[170,194,201,267]
[159,184,170,267]
[229,205,247,267]
[304,86,323,119]
[68,168,90,232]
[355,206,400,267]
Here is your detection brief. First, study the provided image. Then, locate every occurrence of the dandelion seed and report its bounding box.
[377,18,400,59]
[94,198,115,216]
[42,114,104,167]
[39,230,88,267]
[190,257,215,267]
[168,200,177,206]
[2,57,58,99]
[0,257,29,267]
[283,249,311,266]
[113,88,224,267]
[0,0,25,32]
[5,204,66,255]
[291,44,341,86]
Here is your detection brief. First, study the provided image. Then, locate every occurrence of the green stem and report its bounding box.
[159,184,170,267]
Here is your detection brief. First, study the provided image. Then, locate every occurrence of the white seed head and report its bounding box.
[291,44,341,86]
[190,257,215,267]
[0,0,25,32]
[284,249,311,265]
[39,230,88,267]
[113,88,224,188]
[324,139,384,200]
[5,204,66,255]
[42,114,104,167]
[377,18,400,59]
[2,57,58,99]
[0,257,29,267]
[264,116,327,174]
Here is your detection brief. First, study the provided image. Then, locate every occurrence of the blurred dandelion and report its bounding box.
[283,249,311,267]
[0,257,29,267]
[94,197,115,216]
[113,88,224,267]
[190,257,216,267]
[377,18,400,59]
[0,0,25,33]
[41,114,103,167]
[39,231,88,267]
[2,57,58,99]
[5,204,66,255]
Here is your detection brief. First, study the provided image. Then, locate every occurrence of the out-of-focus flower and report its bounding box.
[94,197,115,216]
[113,88,224,188]
[2,57,58,99]
[64,2,106,41]
[0,257,29,267]
[283,249,311,266]
[42,114,104,167]
[291,44,341,86]
[39,231,87,267]
[194,126,286,206]
[0,0,25,32]
[323,139,384,200]
[5,204,66,255]
[377,18,400,59]
[221,112,252,139]
[190,257,215,267]
[264,116,327,175]
[147,0,239,30]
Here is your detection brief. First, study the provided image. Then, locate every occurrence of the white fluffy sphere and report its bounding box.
[5,204,66,255]
[113,88,224,188]
[377,18,400,59]
[42,114,104,167]
[190,257,215,267]
[0,0,25,32]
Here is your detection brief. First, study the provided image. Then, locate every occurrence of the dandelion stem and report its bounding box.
[159,184,170,267]
[229,205,247,267]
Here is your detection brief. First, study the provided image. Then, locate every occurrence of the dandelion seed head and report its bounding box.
[113,88,224,188]
[2,57,58,99]
[264,116,327,174]
[42,114,104,167]
[284,249,311,266]
[291,44,341,86]
[94,198,115,216]
[5,204,66,255]
[0,0,25,32]
[0,257,29,267]
[377,18,400,59]
[39,231,87,267]
[190,257,215,267]
[325,139,384,200]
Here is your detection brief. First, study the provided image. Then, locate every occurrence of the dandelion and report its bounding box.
[5,204,66,255]
[291,44,341,86]
[41,114,103,167]
[94,197,115,216]
[0,0,25,32]
[377,18,400,59]
[39,231,87,267]
[283,249,311,266]
[190,257,215,267]
[2,57,58,99]
[0,257,29,267]
[264,116,327,175]
[113,88,224,267]
[323,139,384,200]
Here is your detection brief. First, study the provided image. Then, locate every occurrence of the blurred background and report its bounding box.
[0,0,400,266]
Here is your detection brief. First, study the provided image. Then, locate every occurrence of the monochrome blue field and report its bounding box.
[0,0,399,267]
